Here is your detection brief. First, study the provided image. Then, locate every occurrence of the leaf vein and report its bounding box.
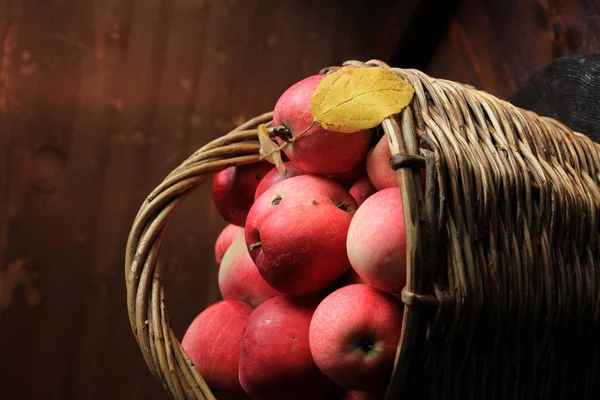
[316,88,411,118]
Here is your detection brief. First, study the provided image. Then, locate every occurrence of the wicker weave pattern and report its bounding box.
[124,60,600,400]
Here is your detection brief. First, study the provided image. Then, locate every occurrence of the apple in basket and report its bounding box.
[253,161,306,200]
[245,174,357,295]
[214,224,245,264]
[349,175,377,206]
[239,295,338,400]
[218,235,283,308]
[309,284,404,391]
[346,187,407,294]
[366,135,398,190]
[272,74,373,175]
[367,134,426,190]
[328,161,368,190]
[181,300,253,400]
[212,161,274,227]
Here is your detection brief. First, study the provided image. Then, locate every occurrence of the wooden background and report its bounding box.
[0,0,598,399]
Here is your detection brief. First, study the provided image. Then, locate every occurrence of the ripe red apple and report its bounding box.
[254,162,306,200]
[346,187,407,294]
[366,135,426,190]
[273,74,372,175]
[349,176,377,206]
[245,175,356,295]
[239,295,338,400]
[309,284,404,391]
[182,300,252,400]
[219,235,283,307]
[215,224,245,264]
[330,161,366,182]
[212,161,274,226]
[329,162,367,190]
[366,135,397,190]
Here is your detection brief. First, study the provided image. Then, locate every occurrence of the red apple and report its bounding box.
[182,300,252,400]
[349,176,377,206]
[273,74,372,175]
[309,284,404,391]
[346,187,407,294]
[329,162,367,190]
[254,162,306,200]
[239,295,337,400]
[330,161,366,182]
[212,161,274,226]
[366,135,397,190]
[366,135,426,190]
[245,175,356,295]
[215,224,245,264]
[219,235,283,307]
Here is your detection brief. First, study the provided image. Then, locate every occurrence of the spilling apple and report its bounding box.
[218,235,283,307]
[214,224,245,264]
[309,284,404,391]
[239,295,338,400]
[272,74,373,175]
[182,68,418,399]
[212,161,274,227]
[181,300,253,400]
[253,161,306,200]
[245,174,357,295]
[346,187,407,294]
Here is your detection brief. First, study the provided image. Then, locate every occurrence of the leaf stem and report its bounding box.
[293,120,316,142]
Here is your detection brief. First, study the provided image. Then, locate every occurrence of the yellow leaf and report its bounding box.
[311,66,414,133]
[258,124,286,175]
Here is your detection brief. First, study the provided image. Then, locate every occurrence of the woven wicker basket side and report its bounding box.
[124,60,600,400]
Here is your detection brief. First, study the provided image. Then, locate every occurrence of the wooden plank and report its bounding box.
[58,0,145,399]
[0,0,14,266]
[67,0,179,398]
[93,1,217,399]
[0,2,96,400]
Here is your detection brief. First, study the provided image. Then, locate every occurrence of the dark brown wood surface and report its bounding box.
[0,1,418,399]
[426,0,600,100]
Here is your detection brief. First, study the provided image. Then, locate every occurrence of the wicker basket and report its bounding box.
[124,59,600,400]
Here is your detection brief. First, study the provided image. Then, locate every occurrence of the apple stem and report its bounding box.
[269,125,293,142]
[268,122,316,145]
[249,242,262,250]
[335,202,350,212]
[356,338,375,353]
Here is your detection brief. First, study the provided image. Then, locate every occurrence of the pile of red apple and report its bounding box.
[182,74,417,400]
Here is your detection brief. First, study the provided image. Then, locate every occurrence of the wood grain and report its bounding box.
[0,1,418,399]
